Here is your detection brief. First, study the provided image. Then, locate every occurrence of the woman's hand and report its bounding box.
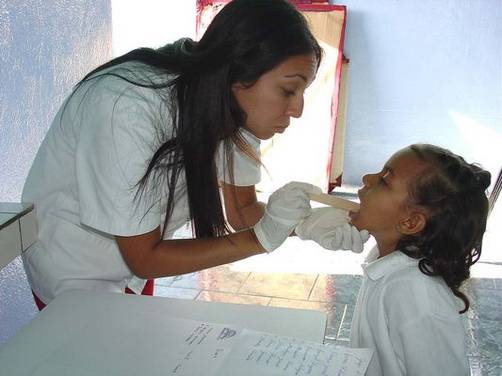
[253,182,322,252]
[295,207,370,253]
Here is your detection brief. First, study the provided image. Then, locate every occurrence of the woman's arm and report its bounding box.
[116,226,265,279]
[220,182,265,231]
[116,181,319,278]
[116,183,267,279]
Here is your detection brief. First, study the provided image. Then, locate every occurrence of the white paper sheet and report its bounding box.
[169,322,241,376]
[217,329,373,376]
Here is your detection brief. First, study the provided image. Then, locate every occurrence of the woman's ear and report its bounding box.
[396,211,427,235]
[232,82,247,91]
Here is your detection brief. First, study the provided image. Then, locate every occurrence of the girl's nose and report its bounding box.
[362,174,370,186]
[362,173,376,187]
[286,95,304,118]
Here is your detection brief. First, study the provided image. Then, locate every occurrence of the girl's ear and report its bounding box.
[396,211,427,235]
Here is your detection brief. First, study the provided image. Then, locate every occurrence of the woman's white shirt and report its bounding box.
[21,63,260,303]
[350,247,469,376]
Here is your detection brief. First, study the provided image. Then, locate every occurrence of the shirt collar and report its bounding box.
[240,128,261,145]
[362,246,419,281]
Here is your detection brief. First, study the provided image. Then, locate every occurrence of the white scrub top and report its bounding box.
[350,247,469,376]
[21,62,261,304]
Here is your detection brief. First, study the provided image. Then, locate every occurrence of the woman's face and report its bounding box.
[350,148,428,250]
[232,54,318,140]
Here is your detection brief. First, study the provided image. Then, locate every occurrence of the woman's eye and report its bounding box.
[282,89,296,97]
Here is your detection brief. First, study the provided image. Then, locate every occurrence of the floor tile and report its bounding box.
[309,274,362,304]
[323,303,353,342]
[470,318,502,369]
[196,291,270,306]
[469,354,502,376]
[470,288,502,322]
[169,265,249,293]
[469,277,497,290]
[154,285,200,300]
[238,272,317,300]
[336,307,355,340]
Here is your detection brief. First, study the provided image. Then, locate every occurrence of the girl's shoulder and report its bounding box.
[382,252,448,292]
[379,254,462,318]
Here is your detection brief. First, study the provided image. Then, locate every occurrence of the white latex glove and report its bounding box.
[253,182,322,252]
[295,207,370,253]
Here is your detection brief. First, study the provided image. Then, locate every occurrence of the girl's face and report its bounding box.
[232,53,318,140]
[350,148,428,253]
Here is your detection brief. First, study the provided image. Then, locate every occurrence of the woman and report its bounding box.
[22,0,367,308]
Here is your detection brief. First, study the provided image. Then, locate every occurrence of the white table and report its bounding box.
[0,289,327,375]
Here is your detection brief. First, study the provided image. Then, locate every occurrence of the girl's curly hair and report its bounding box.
[397,144,491,314]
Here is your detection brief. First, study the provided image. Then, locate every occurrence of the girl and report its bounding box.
[22,0,367,309]
[348,144,490,375]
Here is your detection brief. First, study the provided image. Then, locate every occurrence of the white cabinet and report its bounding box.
[0,203,36,270]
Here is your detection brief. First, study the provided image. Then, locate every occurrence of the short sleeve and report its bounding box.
[216,129,261,186]
[76,77,165,236]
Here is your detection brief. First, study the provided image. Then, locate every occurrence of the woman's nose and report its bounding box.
[286,95,304,118]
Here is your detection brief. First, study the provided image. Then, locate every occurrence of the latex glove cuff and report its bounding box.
[253,210,296,253]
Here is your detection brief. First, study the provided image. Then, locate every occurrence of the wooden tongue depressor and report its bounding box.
[309,193,360,212]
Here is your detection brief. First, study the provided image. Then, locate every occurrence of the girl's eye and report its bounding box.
[379,169,391,187]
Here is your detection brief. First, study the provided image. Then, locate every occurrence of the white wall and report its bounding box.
[0,0,113,202]
[335,0,502,186]
[111,0,196,56]
[0,0,112,345]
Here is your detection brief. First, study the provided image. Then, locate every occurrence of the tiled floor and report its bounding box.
[155,192,502,376]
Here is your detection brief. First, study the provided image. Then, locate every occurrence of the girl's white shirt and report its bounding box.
[21,62,260,303]
[350,246,469,376]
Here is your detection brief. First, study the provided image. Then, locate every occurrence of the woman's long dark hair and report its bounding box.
[397,144,491,313]
[76,0,322,238]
